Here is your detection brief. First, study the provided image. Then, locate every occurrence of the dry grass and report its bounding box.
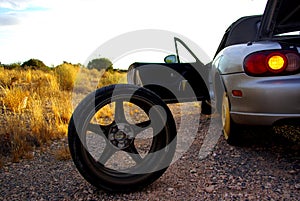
[53,146,71,161]
[97,70,127,88]
[1,87,29,113]
[0,66,127,164]
[1,111,35,162]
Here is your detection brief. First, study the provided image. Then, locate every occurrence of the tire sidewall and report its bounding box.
[68,84,177,192]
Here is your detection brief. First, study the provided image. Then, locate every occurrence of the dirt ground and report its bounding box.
[0,103,299,200]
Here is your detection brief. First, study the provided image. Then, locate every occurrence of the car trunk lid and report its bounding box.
[259,0,300,39]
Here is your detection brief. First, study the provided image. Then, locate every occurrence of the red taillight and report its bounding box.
[244,53,268,74]
[244,50,300,76]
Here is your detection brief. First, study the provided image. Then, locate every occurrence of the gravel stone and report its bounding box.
[0,103,299,200]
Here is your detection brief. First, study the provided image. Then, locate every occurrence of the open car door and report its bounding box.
[127,37,211,104]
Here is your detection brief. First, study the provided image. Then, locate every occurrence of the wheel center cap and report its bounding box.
[108,123,134,149]
[114,131,126,141]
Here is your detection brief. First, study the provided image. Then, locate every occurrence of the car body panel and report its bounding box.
[222,73,300,125]
[215,42,282,75]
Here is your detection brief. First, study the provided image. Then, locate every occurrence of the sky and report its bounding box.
[0,0,268,68]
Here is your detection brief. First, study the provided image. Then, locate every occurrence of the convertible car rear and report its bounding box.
[211,0,300,144]
[127,0,300,144]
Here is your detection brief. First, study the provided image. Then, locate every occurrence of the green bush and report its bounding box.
[21,59,49,71]
[3,62,21,69]
[87,58,113,71]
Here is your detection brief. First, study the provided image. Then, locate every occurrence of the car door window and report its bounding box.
[176,41,197,63]
[174,37,200,64]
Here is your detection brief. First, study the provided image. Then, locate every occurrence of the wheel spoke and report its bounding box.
[97,144,116,165]
[115,100,126,123]
[124,144,143,164]
[87,123,110,137]
[132,120,151,135]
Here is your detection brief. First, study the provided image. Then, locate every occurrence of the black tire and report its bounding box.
[68,84,177,192]
[201,100,212,115]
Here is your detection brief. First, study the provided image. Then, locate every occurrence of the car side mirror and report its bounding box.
[164,55,178,63]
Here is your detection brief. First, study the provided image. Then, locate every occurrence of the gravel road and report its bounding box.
[0,104,299,200]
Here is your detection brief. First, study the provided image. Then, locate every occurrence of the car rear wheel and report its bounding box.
[201,100,212,115]
[221,92,238,145]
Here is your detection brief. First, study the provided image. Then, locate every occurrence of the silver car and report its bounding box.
[128,0,300,145]
[211,0,300,144]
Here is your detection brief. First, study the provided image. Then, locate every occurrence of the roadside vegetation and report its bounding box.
[0,58,127,165]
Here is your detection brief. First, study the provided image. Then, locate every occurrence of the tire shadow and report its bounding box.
[232,125,300,155]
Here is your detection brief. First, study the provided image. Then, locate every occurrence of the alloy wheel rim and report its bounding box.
[222,93,230,140]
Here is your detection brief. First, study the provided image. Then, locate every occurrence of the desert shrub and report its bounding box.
[32,71,60,97]
[1,87,29,113]
[0,67,59,92]
[3,62,21,70]
[0,68,11,88]
[49,91,73,137]
[0,64,127,164]
[73,68,103,95]
[1,112,35,162]
[97,71,127,88]
[87,58,113,71]
[21,59,49,71]
[54,63,79,91]
[27,95,52,144]
[0,67,72,162]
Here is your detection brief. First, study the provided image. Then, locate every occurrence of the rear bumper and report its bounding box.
[231,112,300,125]
[222,73,300,125]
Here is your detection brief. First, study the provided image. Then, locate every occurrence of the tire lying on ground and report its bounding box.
[68,84,177,193]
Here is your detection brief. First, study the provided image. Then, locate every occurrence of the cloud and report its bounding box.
[0,0,49,26]
[0,0,34,10]
[0,14,20,25]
